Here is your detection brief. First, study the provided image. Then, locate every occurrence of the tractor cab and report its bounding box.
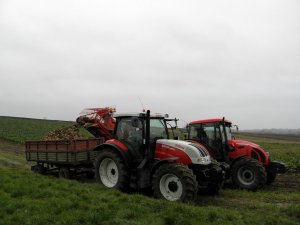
[113,113,169,163]
[187,118,233,162]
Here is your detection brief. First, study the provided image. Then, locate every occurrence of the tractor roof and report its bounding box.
[114,112,167,119]
[189,118,232,125]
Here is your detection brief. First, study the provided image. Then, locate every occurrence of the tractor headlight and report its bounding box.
[197,157,211,164]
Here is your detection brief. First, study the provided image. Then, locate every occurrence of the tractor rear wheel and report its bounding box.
[95,149,129,191]
[231,158,267,191]
[152,164,198,202]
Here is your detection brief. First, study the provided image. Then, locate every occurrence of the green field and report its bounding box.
[0,116,92,144]
[0,116,300,225]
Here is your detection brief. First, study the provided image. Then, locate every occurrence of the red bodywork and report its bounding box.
[189,118,270,166]
[155,143,192,165]
[105,139,128,152]
[106,140,193,165]
[227,139,270,166]
[190,118,232,125]
[76,107,116,140]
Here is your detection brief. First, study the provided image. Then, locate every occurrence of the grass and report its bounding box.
[0,162,299,225]
[0,116,92,144]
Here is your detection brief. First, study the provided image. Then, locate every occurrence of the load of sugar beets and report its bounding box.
[42,125,83,141]
[25,107,288,202]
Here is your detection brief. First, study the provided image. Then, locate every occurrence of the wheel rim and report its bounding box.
[159,173,183,201]
[237,167,255,186]
[99,158,119,188]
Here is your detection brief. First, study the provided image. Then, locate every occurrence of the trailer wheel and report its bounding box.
[152,164,198,202]
[232,158,267,191]
[95,149,129,191]
[59,167,71,179]
[33,164,46,174]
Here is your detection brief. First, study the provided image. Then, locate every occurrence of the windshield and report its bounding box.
[189,123,221,145]
[150,119,168,139]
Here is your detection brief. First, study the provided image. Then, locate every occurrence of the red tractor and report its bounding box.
[77,108,227,201]
[186,118,288,190]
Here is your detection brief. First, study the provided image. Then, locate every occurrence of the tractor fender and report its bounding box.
[93,143,131,168]
[150,157,179,178]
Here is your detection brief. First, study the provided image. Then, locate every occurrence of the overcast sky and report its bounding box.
[0,0,299,129]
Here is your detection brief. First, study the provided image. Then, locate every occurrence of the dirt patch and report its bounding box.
[0,158,23,167]
[0,139,24,156]
[237,132,300,143]
[271,172,300,192]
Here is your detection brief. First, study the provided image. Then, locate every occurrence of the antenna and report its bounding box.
[138,96,146,112]
[180,118,189,128]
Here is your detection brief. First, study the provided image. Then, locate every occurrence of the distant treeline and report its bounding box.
[240,129,300,136]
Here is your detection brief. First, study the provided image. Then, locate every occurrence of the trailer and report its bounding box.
[26,138,104,178]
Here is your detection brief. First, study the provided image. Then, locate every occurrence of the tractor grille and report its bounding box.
[189,143,209,157]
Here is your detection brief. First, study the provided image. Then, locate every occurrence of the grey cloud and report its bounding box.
[0,0,300,129]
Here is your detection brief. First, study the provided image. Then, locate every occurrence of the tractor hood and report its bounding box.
[228,139,261,149]
[227,139,270,164]
[156,139,211,165]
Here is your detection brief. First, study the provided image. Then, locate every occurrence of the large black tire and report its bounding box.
[231,158,267,191]
[266,171,277,185]
[33,164,46,174]
[152,164,198,202]
[197,164,224,196]
[95,149,129,191]
[59,167,71,179]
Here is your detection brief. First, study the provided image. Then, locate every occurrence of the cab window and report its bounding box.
[150,119,168,139]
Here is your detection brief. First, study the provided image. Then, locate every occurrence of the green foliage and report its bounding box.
[0,116,92,144]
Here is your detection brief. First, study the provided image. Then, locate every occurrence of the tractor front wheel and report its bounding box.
[152,164,198,202]
[231,158,267,191]
[95,149,129,191]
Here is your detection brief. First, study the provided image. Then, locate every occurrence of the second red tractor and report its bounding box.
[186,118,288,190]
